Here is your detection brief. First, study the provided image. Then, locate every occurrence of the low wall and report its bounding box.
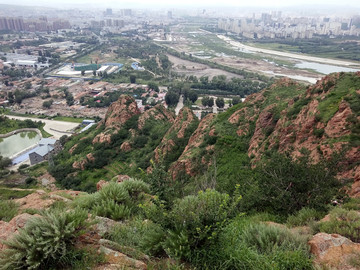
[0,128,42,139]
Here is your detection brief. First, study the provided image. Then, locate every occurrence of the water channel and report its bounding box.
[0,131,41,158]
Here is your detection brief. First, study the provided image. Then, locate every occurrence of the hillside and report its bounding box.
[48,72,359,197]
[1,72,360,270]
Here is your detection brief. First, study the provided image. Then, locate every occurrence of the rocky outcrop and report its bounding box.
[137,104,174,130]
[96,175,131,191]
[169,113,214,178]
[93,95,141,144]
[120,141,132,152]
[14,190,55,210]
[104,95,141,129]
[0,213,39,250]
[98,246,147,270]
[92,132,112,144]
[154,107,197,162]
[72,158,88,170]
[309,233,360,269]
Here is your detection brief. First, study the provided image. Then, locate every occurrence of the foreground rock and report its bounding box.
[0,213,39,250]
[309,233,360,269]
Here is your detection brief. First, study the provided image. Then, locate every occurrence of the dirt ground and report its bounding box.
[167,54,244,80]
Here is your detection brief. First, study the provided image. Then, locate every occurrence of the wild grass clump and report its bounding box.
[287,208,325,227]
[0,208,91,270]
[317,207,360,242]
[214,218,313,270]
[72,179,150,221]
[0,200,18,222]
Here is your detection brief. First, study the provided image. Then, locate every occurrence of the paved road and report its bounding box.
[218,35,360,67]
[175,95,184,115]
[5,115,80,139]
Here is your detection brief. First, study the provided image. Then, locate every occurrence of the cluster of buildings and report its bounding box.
[218,13,360,39]
[0,52,50,68]
[0,16,71,32]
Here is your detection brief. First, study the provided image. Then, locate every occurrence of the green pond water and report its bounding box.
[0,131,41,158]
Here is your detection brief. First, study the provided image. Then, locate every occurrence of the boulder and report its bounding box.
[309,233,360,269]
[0,213,38,250]
[99,246,147,270]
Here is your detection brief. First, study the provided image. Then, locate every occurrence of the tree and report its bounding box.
[208,97,214,107]
[148,82,159,92]
[130,75,136,84]
[66,94,74,106]
[42,99,53,109]
[216,97,225,108]
[232,97,241,105]
[0,155,12,169]
[248,153,344,216]
[202,96,209,107]
[24,81,31,90]
[165,91,179,106]
[187,91,198,103]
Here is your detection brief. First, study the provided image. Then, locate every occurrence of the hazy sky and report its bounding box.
[1,0,360,8]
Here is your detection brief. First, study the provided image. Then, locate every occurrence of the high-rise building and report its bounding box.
[105,8,112,16]
[167,11,172,19]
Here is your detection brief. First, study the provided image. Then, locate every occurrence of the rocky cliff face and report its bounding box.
[154,107,198,163]
[93,95,141,144]
[171,73,359,195]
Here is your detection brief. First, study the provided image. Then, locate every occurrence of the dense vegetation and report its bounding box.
[247,37,360,61]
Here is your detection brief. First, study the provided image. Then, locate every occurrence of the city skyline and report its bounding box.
[1,0,360,9]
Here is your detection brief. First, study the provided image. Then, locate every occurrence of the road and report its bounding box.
[5,115,80,139]
[175,95,184,115]
[218,35,360,67]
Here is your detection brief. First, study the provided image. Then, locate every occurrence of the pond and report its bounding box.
[0,131,41,158]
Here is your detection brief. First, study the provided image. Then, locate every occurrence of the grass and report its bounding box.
[0,200,19,222]
[52,116,85,123]
[317,73,360,123]
[0,187,33,200]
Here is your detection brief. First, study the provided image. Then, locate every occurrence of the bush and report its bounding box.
[93,199,131,221]
[214,218,313,270]
[249,153,343,216]
[164,189,241,261]
[0,208,90,270]
[317,208,360,242]
[0,200,18,222]
[287,208,325,227]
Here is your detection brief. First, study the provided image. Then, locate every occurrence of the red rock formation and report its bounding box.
[93,95,141,144]
[154,107,196,162]
[0,213,39,250]
[137,104,174,130]
[120,141,132,152]
[309,233,360,269]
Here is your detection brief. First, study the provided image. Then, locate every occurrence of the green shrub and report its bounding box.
[164,189,241,261]
[93,199,131,221]
[98,182,130,204]
[215,218,313,270]
[342,198,360,211]
[317,208,360,242]
[249,153,343,216]
[0,208,90,270]
[0,200,18,222]
[106,218,165,256]
[287,208,325,227]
